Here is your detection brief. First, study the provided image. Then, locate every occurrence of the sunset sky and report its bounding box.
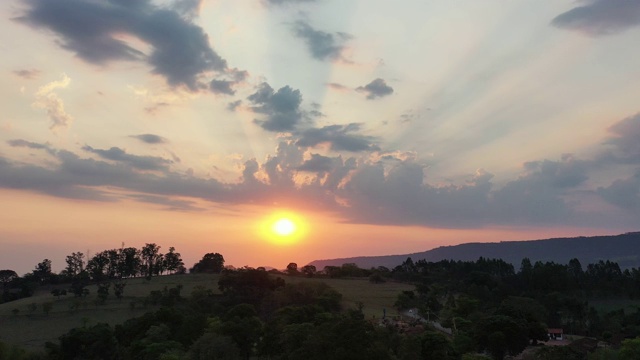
[1,0,640,275]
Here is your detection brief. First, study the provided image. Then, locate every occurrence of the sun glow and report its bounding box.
[273,218,295,236]
[259,211,307,245]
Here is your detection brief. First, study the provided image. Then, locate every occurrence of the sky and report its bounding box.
[1,0,640,275]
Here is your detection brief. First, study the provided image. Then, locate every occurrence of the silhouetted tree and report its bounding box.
[141,243,161,279]
[286,263,298,276]
[300,265,316,277]
[64,252,85,278]
[190,253,225,273]
[0,269,18,291]
[164,247,184,274]
[33,259,52,284]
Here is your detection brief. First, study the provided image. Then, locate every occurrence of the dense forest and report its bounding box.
[2,246,640,359]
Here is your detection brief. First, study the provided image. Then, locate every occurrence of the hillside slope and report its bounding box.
[309,232,640,270]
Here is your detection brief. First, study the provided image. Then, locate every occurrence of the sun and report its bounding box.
[273,218,296,236]
[259,211,307,245]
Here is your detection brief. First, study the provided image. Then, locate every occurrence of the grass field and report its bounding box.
[0,274,413,351]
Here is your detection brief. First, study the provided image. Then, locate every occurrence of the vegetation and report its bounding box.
[2,247,640,359]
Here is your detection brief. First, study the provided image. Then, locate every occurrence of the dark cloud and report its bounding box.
[292,21,350,61]
[492,157,588,224]
[551,0,640,36]
[19,0,227,90]
[247,83,305,132]
[82,146,172,171]
[8,139,49,150]
[297,154,335,172]
[13,69,40,79]
[296,124,380,152]
[356,78,394,100]
[131,134,168,144]
[210,79,235,95]
[598,171,640,210]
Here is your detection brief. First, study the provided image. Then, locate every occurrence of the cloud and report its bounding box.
[32,73,73,130]
[247,83,305,131]
[227,100,242,111]
[13,69,40,79]
[598,171,640,210]
[131,134,168,144]
[551,0,640,36]
[296,124,380,152]
[8,139,49,150]
[292,20,351,61]
[82,146,173,171]
[603,112,640,163]
[171,0,203,19]
[19,0,228,91]
[327,82,349,91]
[265,0,317,5]
[297,154,335,172]
[127,194,203,212]
[210,79,236,95]
[492,157,588,224]
[356,78,394,100]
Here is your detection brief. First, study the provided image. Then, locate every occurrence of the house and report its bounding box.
[548,328,563,340]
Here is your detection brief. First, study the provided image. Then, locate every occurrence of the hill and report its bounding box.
[309,231,640,270]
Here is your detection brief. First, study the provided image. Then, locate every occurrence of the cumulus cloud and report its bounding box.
[82,146,173,171]
[131,134,168,144]
[19,0,228,90]
[247,83,305,131]
[32,73,73,130]
[292,20,351,61]
[296,124,380,152]
[356,78,394,100]
[551,0,640,36]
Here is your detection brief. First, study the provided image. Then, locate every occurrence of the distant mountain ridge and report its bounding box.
[308,232,640,270]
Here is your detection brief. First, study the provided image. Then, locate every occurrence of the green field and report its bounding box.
[0,274,413,351]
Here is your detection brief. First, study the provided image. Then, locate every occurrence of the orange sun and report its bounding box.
[259,211,307,245]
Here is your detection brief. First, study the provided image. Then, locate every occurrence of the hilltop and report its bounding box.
[309,232,640,270]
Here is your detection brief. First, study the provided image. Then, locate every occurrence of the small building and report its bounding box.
[548,328,563,340]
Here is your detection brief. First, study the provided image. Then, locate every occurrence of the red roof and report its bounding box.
[548,328,563,334]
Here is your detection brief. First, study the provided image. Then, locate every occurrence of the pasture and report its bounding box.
[0,274,413,350]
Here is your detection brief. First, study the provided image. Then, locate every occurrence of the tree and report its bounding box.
[0,270,18,291]
[118,247,141,278]
[190,253,225,273]
[286,263,298,276]
[33,259,52,284]
[301,265,317,277]
[164,247,184,274]
[141,243,161,279]
[86,251,110,282]
[64,252,85,278]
